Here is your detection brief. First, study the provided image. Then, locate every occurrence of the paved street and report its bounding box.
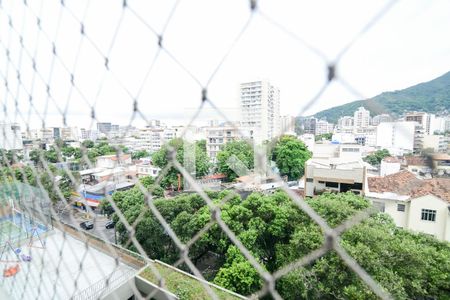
[58,207,117,244]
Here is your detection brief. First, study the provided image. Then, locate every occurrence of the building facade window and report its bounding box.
[325,181,339,188]
[421,209,436,221]
[397,204,405,212]
[306,178,313,183]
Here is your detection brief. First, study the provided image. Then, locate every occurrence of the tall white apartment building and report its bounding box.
[376,121,417,153]
[405,112,435,135]
[280,115,296,134]
[354,107,371,129]
[0,123,23,150]
[240,80,280,142]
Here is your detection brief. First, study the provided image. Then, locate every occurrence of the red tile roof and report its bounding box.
[368,171,450,203]
[99,154,131,161]
[404,156,431,167]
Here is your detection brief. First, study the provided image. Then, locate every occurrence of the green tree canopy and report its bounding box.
[315,133,333,141]
[81,140,95,148]
[110,188,450,299]
[216,140,254,181]
[131,150,150,160]
[151,138,211,189]
[363,149,390,166]
[271,135,312,180]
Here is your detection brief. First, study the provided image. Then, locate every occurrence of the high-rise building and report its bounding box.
[61,127,79,141]
[97,122,112,133]
[353,107,371,129]
[376,121,418,153]
[0,123,23,150]
[372,114,392,126]
[302,117,317,135]
[280,115,296,134]
[445,118,450,132]
[315,120,334,135]
[240,80,280,142]
[337,116,354,128]
[405,112,435,135]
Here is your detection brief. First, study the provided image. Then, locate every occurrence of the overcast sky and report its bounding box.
[1,0,450,131]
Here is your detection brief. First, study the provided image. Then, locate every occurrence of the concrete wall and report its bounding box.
[380,161,400,176]
[382,199,408,228]
[313,168,364,183]
[407,195,449,240]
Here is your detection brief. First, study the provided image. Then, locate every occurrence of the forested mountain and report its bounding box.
[310,71,450,123]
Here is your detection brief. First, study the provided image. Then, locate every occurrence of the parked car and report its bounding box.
[105,220,115,229]
[80,221,94,230]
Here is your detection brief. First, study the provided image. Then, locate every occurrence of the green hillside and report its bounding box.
[310,71,450,123]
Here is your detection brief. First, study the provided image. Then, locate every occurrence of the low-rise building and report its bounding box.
[96,154,132,169]
[205,124,240,163]
[423,135,448,153]
[367,171,450,242]
[379,157,401,176]
[304,157,370,197]
[299,134,315,151]
[431,153,450,177]
[315,120,334,135]
[403,156,432,176]
[136,161,161,178]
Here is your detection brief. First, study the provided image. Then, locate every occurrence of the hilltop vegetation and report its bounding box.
[310,71,450,123]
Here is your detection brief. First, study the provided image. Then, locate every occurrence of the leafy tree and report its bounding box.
[82,140,95,148]
[45,149,59,163]
[0,149,23,165]
[152,138,211,189]
[315,133,333,141]
[131,150,150,160]
[213,246,262,295]
[216,140,254,181]
[363,149,390,166]
[54,138,66,149]
[96,143,116,156]
[109,187,450,299]
[271,135,312,180]
[62,146,76,158]
[29,149,43,166]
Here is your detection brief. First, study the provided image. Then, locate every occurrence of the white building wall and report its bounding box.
[0,123,23,150]
[394,121,415,151]
[376,122,394,148]
[376,121,415,152]
[299,134,315,151]
[383,200,409,228]
[380,161,400,176]
[407,195,449,241]
[240,80,281,142]
[354,107,370,129]
[280,115,295,134]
